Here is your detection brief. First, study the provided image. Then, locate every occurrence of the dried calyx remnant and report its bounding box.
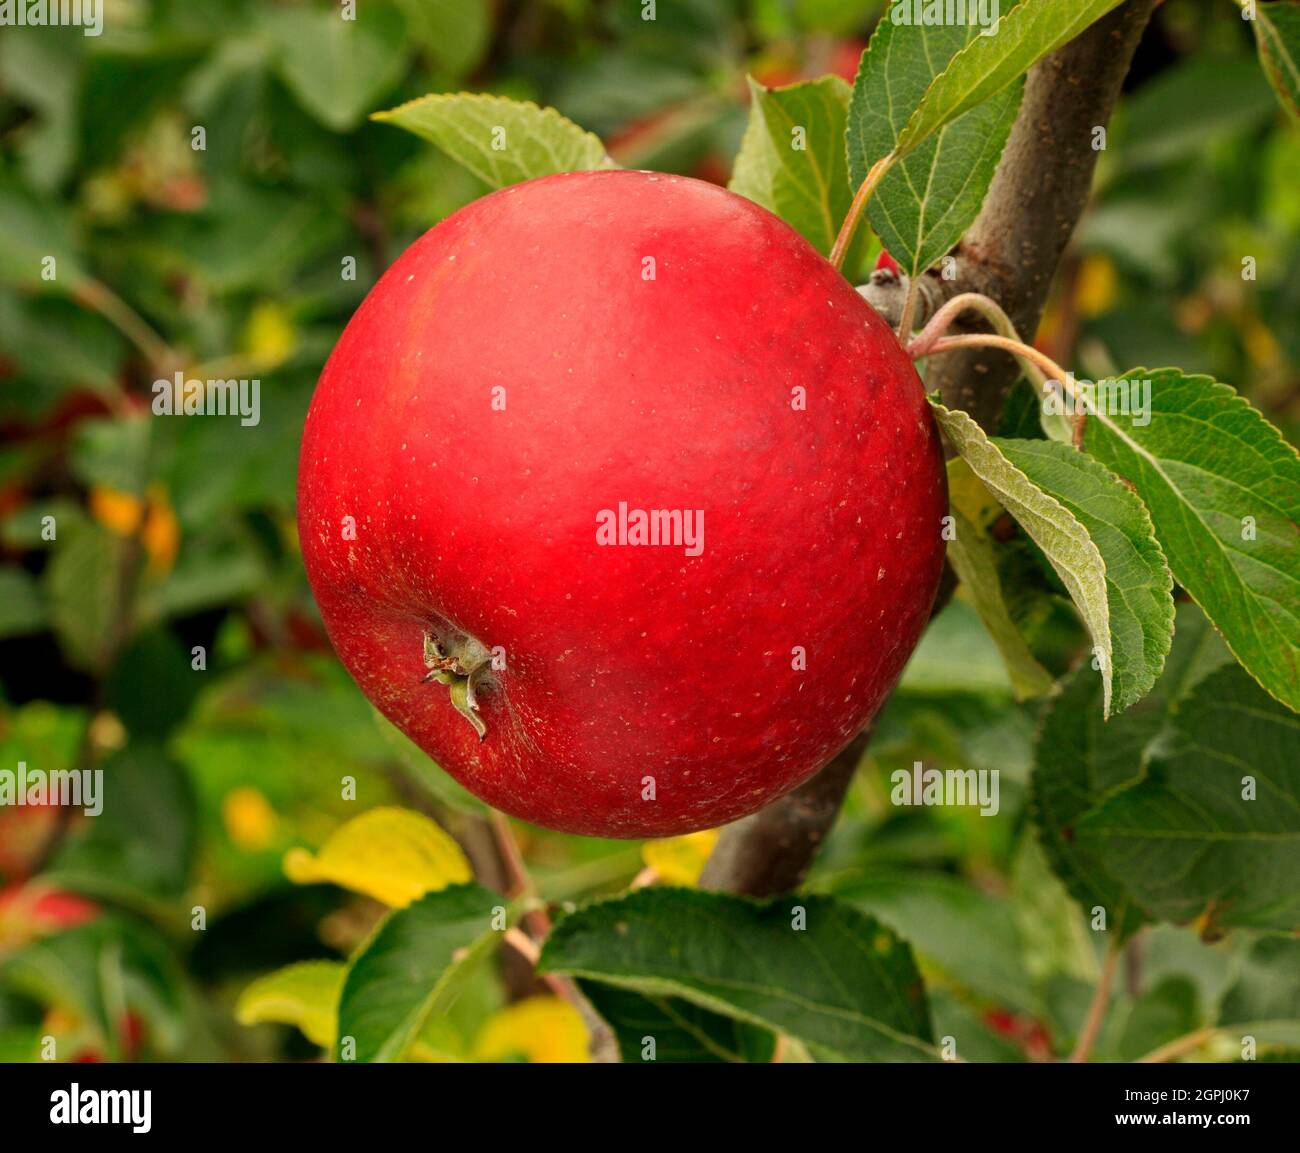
[421,627,493,740]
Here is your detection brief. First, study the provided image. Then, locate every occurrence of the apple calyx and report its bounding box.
[421,628,492,740]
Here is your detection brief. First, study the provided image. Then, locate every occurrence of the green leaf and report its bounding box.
[1030,603,1232,939]
[540,888,936,1062]
[0,183,87,294]
[1113,976,1202,1062]
[44,518,122,674]
[945,459,1054,699]
[927,989,1028,1062]
[846,9,1022,276]
[1076,665,1300,935]
[898,597,1018,695]
[1251,0,1300,123]
[832,871,1039,1015]
[1116,54,1277,172]
[996,438,1174,712]
[581,983,777,1063]
[1081,369,1300,712]
[0,569,46,640]
[264,3,409,132]
[1,914,188,1059]
[70,414,153,497]
[47,742,196,907]
[729,76,861,260]
[373,93,613,188]
[397,0,492,79]
[931,405,1115,712]
[1218,936,1300,1047]
[895,0,1126,158]
[0,30,81,189]
[337,883,509,1062]
[236,961,344,1049]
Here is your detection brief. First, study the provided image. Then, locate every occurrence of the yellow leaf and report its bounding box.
[242,301,296,366]
[283,806,472,907]
[1075,252,1117,318]
[641,828,720,886]
[88,484,180,574]
[89,486,143,536]
[222,786,278,851]
[473,997,589,1063]
[141,485,179,574]
[1243,316,1281,369]
[236,961,343,1048]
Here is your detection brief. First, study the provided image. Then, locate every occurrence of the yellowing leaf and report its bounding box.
[222,786,278,851]
[88,484,179,574]
[140,486,179,573]
[242,300,296,366]
[1075,252,1117,318]
[283,807,472,907]
[236,961,343,1048]
[89,487,143,536]
[641,829,719,886]
[473,996,589,1063]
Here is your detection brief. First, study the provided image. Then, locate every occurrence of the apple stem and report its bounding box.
[906,292,1087,445]
[896,277,920,339]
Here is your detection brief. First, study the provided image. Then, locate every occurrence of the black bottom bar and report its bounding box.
[0,1059,1290,1140]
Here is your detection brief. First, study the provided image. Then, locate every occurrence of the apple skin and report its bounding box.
[298,170,947,837]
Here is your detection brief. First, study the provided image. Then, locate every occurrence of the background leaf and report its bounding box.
[847,7,1022,275]
[373,93,613,187]
[1251,0,1300,123]
[946,459,1056,699]
[895,0,1127,157]
[581,982,776,1063]
[264,3,410,132]
[540,888,936,1062]
[932,405,1116,712]
[236,961,343,1049]
[996,438,1174,712]
[1081,368,1300,712]
[1218,936,1300,1047]
[283,806,472,908]
[730,76,864,263]
[1031,603,1233,939]
[1076,665,1300,935]
[337,883,508,1062]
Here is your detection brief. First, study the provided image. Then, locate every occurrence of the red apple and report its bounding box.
[298,171,946,837]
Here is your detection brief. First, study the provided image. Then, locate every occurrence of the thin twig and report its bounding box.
[73,278,177,374]
[486,810,618,1060]
[1136,1026,1218,1064]
[896,278,920,340]
[503,926,540,967]
[1070,942,1121,1062]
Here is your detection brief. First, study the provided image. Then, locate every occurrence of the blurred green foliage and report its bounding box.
[0,0,1295,1062]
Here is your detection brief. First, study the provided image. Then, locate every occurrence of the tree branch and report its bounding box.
[863,0,1160,429]
[698,728,869,897]
[702,0,1159,897]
